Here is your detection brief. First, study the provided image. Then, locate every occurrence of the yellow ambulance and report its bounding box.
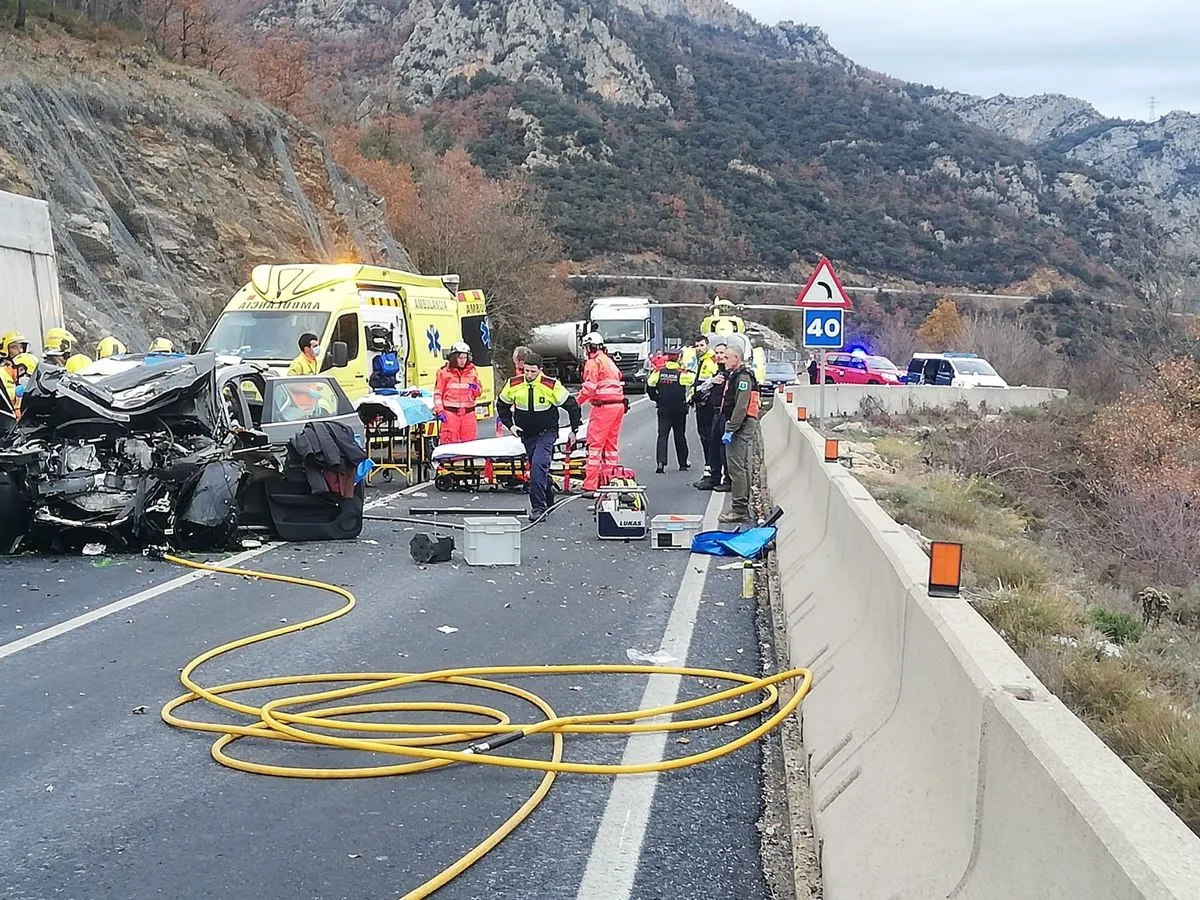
[201,264,495,416]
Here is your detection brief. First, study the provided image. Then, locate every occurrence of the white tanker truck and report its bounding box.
[528,297,664,390]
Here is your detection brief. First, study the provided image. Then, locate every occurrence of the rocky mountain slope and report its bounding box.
[259,0,1161,295]
[0,32,409,349]
[927,91,1200,250]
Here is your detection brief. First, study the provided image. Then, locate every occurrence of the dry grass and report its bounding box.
[839,417,1200,834]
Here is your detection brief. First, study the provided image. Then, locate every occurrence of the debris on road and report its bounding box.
[436,625,459,635]
[626,647,678,665]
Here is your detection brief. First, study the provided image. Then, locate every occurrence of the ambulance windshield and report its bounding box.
[203,310,331,360]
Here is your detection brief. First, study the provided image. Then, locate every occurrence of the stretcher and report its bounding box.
[430,423,589,493]
[356,392,436,486]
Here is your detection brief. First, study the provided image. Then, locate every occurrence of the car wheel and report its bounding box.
[867,379,880,385]
[824,377,835,384]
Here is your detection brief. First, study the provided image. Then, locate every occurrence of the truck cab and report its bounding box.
[201,264,495,420]
[588,297,663,391]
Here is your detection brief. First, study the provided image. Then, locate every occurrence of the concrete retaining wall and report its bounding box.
[779,383,1067,418]
[761,400,1200,898]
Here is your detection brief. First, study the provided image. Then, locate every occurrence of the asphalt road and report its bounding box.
[0,400,782,900]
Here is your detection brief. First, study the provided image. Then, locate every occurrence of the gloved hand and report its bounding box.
[435,411,447,423]
[511,425,523,438]
[721,431,733,446]
[567,431,578,446]
[622,397,630,412]
[469,382,482,397]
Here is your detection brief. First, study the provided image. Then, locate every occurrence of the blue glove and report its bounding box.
[469,382,482,397]
[721,431,733,446]
[435,411,448,423]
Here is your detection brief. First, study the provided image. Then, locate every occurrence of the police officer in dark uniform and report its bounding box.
[647,349,695,473]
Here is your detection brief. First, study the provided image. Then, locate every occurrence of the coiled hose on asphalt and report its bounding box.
[157,551,813,899]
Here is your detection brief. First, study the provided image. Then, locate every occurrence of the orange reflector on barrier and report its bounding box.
[824,438,838,463]
[797,406,808,421]
[929,541,963,597]
[785,390,794,404]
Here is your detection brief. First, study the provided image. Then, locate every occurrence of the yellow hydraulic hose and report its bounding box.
[159,551,813,900]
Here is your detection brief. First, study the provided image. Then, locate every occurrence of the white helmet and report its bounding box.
[450,341,470,355]
[582,331,605,350]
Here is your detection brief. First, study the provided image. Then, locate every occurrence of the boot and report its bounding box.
[693,476,713,490]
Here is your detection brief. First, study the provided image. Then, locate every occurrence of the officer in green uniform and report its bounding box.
[497,353,583,521]
[719,345,761,524]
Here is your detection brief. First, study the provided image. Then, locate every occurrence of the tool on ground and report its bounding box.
[594,475,647,540]
[154,549,812,900]
[650,514,705,549]
[410,532,455,564]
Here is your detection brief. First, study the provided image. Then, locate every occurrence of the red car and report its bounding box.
[809,351,902,385]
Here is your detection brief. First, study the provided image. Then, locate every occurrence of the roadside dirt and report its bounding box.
[753,447,822,899]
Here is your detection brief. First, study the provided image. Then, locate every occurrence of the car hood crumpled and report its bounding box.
[17,353,223,439]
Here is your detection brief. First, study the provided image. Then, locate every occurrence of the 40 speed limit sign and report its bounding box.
[802,308,844,349]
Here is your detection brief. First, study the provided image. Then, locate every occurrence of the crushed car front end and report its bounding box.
[0,354,281,552]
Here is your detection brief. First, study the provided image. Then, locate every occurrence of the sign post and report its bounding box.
[796,257,853,420]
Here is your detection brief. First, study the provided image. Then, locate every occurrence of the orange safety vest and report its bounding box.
[433,363,481,413]
[579,351,624,405]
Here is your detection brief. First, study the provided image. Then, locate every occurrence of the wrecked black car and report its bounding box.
[0,353,366,553]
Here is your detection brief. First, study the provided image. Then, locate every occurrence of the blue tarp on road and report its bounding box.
[690,526,777,559]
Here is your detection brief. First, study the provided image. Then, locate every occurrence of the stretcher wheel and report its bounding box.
[435,474,454,492]
[380,469,395,484]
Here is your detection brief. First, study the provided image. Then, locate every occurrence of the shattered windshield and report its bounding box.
[203,310,331,361]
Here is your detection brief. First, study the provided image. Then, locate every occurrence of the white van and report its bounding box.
[904,352,1008,388]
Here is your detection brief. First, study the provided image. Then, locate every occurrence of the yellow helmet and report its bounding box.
[12,352,37,375]
[2,331,30,358]
[65,354,92,373]
[96,336,127,359]
[44,326,77,354]
[148,337,175,353]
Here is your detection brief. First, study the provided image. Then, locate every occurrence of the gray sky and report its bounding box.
[730,0,1199,121]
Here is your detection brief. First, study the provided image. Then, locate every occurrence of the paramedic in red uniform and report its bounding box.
[577,331,627,497]
[433,341,483,444]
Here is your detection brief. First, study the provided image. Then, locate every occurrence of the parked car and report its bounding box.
[811,352,903,385]
[903,352,1008,388]
[0,353,365,552]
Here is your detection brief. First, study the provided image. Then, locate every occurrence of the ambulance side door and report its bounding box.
[326,311,367,400]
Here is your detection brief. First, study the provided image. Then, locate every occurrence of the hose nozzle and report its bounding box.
[465,730,527,755]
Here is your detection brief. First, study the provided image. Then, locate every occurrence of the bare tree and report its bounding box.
[873,313,918,367]
[960,312,1065,387]
[15,0,27,29]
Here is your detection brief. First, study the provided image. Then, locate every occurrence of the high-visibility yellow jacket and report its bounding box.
[497,374,582,437]
[287,353,320,376]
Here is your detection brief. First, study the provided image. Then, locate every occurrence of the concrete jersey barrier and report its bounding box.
[783,383,1067,418]
[760,400,1200,898]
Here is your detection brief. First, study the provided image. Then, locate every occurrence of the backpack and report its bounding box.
[373,351,400,376]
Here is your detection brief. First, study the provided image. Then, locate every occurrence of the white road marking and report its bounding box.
[575,486,726,900]
[0,480,432,662]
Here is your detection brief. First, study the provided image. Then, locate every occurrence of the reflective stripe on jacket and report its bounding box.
[433,363,481,412]
[578,351,623,405]
[497,374,583,436]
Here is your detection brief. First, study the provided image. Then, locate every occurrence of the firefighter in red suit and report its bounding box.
[433,341,482,444]
[577,331,627,497]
